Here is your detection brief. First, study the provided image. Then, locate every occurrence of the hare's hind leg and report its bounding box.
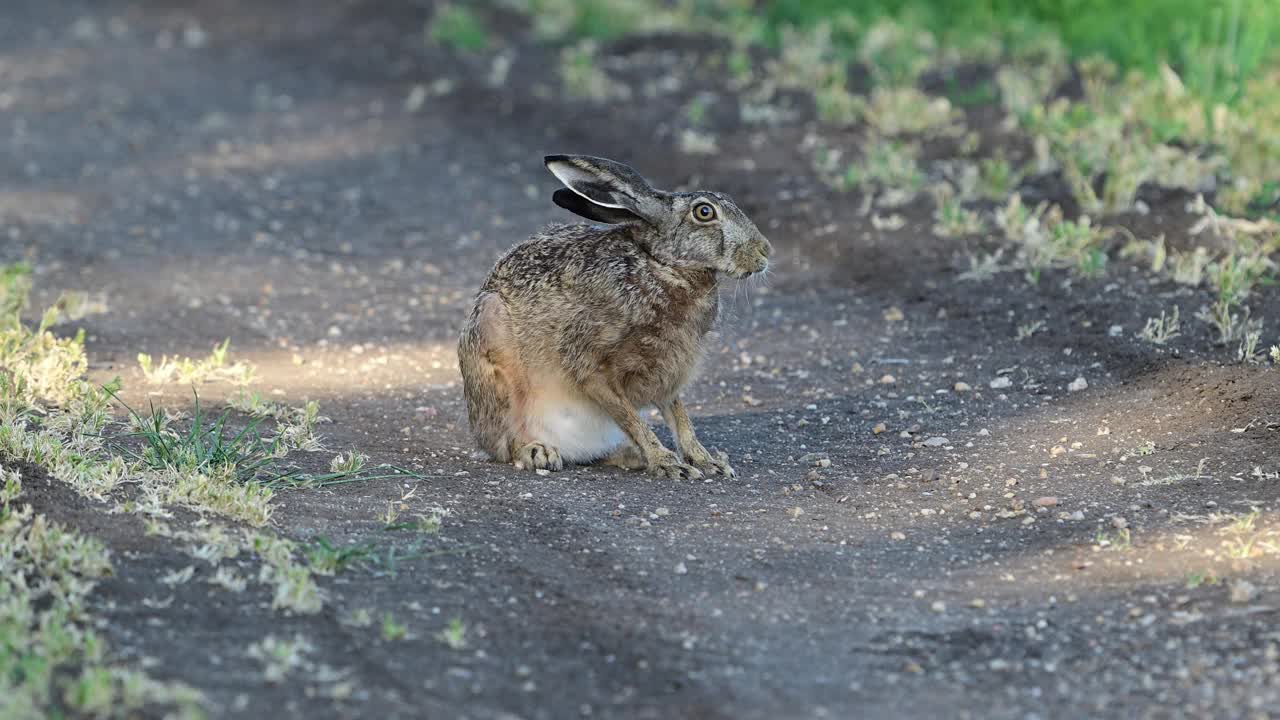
[458,292,529,463]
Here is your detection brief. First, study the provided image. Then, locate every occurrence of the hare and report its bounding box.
[458,155,771,480]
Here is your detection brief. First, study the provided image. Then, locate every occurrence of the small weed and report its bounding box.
[1216,510,1280,559]
[138,339,255,386]
[438,617,468,650]
[957,249,1007,282]
[1137,306,1181,345]
[864,86,961,137]
[977,154,1020,199]
[110,391,282,485]
[1270,345,1280,363]
[1095,527,1132,551]
[329,451,368,474]
[1184,570,1218,589]
[247,635,313,684]
[1,261,32,319]
[381,614,408,642]
[683,92,714,128]
[427,4,488,52]
[560,40,625,101]
[305,536,377,576]
[385,505,450,534]
[1170,247,1211,286]
[1016,320,1045,341]
[932,189,985,238]
[840,141,925,198]
[1237,327,1263,363]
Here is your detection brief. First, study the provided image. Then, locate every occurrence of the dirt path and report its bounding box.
[5,1,1279,718]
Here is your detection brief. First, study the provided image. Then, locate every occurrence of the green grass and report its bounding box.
[761,0,1276,97]
[428,4,489,52]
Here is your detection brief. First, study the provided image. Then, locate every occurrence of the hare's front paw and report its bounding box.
[514,442,564,471]
[648,450,704,481]
[683,445,736,478]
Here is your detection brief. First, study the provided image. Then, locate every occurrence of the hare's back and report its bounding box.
[485,224,641,297]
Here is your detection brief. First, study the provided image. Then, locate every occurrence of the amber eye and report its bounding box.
[693,202,717,222]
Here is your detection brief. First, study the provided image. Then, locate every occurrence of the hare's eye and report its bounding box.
[692,202,716,222]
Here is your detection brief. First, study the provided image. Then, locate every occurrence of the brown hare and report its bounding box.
[458,155,771,480]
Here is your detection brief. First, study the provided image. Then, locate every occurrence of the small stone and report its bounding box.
[872,422,887,435]
[1034,496,1059,507]
[1229,580,1257,604]
[674,562,688,575]
[535,468,551,477]
[654,507,670,516]
[1066,510,1085,521]
[1050,445,1067,457]
[930,601,946,613]
[1067,376,1089,392]
[799,452,828,465]
[989,376,1013,389]
[922,436,949,447]
[890,531,906,541]
[817,458,831,468]
[883,306,905,322]
[786,507,804,519]
[953,381,972,392]
[879,374,896,385]
[1111,516,1128,529]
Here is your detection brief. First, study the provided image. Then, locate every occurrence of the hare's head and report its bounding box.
[545,154,772,279]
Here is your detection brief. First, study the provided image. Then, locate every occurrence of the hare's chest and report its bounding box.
[619,291,717,402]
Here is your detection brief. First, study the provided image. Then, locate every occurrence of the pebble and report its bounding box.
[674,562,688,575]
[922,436,949,447]
[989,376,1013,389]
[953,381,972,392]
[883,306,905,322]
[889,531,906,540]
[879,374,896,385]
[1229,580,1257,604]
[1111,516,1129,529]
[1067,376,1089,392]
[1034,496,1059,507]
[872,422,887,434]
[799,452,829,465]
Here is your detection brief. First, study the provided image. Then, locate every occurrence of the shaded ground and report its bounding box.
[3,1,1279,718]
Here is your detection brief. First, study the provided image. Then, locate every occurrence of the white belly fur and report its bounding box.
[524,376,626,463]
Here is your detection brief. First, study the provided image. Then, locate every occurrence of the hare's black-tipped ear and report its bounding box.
[552,189,641,224]
[544,154,665,224]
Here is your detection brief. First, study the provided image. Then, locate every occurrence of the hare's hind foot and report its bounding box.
[514,441,563,471]
[602,444,646,471]
[603,444,703,480]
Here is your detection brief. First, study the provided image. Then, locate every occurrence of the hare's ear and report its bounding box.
[544,154,665,224]
[552,189,641,224]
